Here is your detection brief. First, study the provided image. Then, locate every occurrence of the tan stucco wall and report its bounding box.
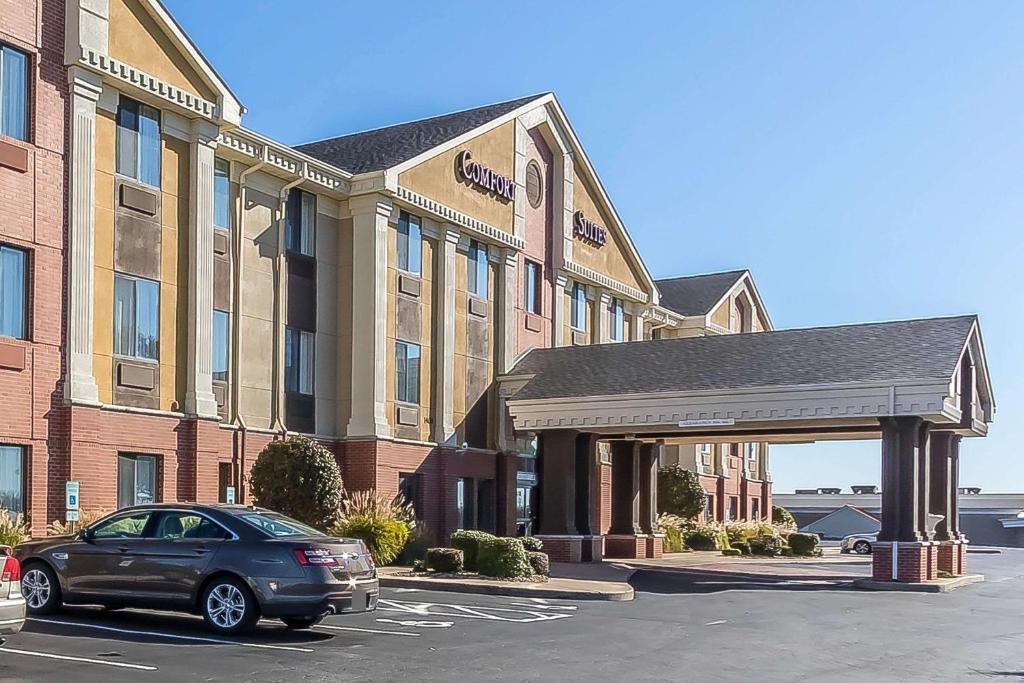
[398,122,515,234]
[107,0,217,101]
[571,170,644,293]
[315,209,341,435]
[93,110,116,405]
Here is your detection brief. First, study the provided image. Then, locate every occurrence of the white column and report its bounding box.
[433,225,459,443]
[552,152,574,269]
[185,120,220,417]
[65,67,102,405]
[598,292,612,344]
[347,194,392,438]
[630,304,645,342]
[760,443,772,482]
[497,248,518,375]
[552,272,568,347]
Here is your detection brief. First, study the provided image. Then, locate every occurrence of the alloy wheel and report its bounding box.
[22,569,51,609]
[207,583,246,629]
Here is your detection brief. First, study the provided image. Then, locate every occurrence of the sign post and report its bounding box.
[65,481,81,532]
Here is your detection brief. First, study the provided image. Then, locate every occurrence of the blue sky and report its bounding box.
[165,1,1024,493]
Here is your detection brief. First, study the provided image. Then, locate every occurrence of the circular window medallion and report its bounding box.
[526,160,543,208]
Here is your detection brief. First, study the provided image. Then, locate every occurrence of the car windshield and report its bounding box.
[238,511,326,538]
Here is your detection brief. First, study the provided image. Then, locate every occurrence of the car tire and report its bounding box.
[853,540,872,555]
[22,562,62,615]
[201,577,259,635]
[282,616,323,630]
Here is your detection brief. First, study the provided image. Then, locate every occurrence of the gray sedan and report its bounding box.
[0,546,26,643]
[840,532,877,554]
[14,504,378,634]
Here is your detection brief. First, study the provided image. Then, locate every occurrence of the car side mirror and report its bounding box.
[79,527,94,542]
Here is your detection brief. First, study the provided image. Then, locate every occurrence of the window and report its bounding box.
[285,189,315,256]
[284,327,314,395]
[153,512,231,540]
[751,498,761,522]
[524,260,541,314]
[91,511,153,539]
[705,495,715,521]
[0,445,24,515]
[456,478,475,530]
[727,496,739,522]
[396,211,421,275]
[395,340,421,404]
[117,454,158,508]
[0,45,29,141]
[399,472,422,520]
[213,158,230,231]
[467,240,488,298]
[116,97,161,187]
[113,274,160,361]
[212,310,229,382]
[699,444,713,473]
[571,282,586,330]
[0,245,27,340]
[610,298,624,341]
[525,160,543,208]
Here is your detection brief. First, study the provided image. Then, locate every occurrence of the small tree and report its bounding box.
[657,465,706,521]
[772,504,796,527]
[249,436,344,530]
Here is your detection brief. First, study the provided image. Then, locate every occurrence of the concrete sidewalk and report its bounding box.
[377,565,635,601]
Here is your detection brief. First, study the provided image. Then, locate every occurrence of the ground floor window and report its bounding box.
[0,444,24,514]
[516,485,536,536]
[704,494,715,521]
[456,477,475,530]
[218,462,233,504]
[117,453,159,508]
[727,496,739,522]
[399,472,422,520]
[751,497,761,521]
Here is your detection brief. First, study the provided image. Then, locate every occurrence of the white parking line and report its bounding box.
[0,647,158,671]
[377,599,573,623]
[29,617,315,653]
[314,623,421,637]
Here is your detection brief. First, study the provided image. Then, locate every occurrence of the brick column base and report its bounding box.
[872,542,939,582]
[605,534,647,559]
[581,536,603,563]
[535,535,584,563]
[958,540,968,575]
[645,534,664,559]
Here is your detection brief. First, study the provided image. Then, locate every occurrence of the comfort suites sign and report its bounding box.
[456,150,515,202]
[573,211,607,247]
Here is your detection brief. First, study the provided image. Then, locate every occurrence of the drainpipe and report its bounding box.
[272,169,307,434]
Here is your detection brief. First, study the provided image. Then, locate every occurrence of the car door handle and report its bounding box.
[194,547,212,555]
[117,546,131,553]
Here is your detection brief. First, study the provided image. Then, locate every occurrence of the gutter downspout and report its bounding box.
[272,169,307,435]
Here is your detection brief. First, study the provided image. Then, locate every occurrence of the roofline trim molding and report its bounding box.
[394,185,525,250]
[564,260,648,303]
[219,128,352,195]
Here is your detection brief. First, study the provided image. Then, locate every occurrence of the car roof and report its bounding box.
[118,503,273,515]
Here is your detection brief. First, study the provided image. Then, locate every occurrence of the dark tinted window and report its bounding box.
[91,511,152,539]
[152,511,231,540]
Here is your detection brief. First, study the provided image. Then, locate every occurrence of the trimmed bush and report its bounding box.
[749,534,785,557]
[396,527,432,566]
[451,530,495,571]
[731,541,751,556]
[527,551,550,576]
[334,518,409,565]
[685,528,719,551]
[663,526,685,553]
[520,536,544,552]
[477,537,531,579]
[425,547,464,573]
[721,548,742,557]
[787,532,820,556]
[249,437,344,530]
[657,465,706,521]
[772,505,796,527]
[411,558,427,573]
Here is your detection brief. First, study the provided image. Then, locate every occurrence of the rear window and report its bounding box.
[238,512,325,538]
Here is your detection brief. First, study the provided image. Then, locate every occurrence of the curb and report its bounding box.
[852,574,985,593]
[378,575,635,601]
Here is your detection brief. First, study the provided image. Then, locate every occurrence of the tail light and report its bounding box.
[293,548,338,568]
[1,555,20,583]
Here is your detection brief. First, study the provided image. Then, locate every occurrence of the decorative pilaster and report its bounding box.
[538,429,578,536]
[878,416,927,542]
[552,152,574,269]
[552,272,568,346]
[432,225,459,443]
[347,194,392,438]
[497,248,518,374]
[65,67,103,405]
[609,440,642,535]
[185,120,220,418]
[598,292,612,344]
[630,303,644,341]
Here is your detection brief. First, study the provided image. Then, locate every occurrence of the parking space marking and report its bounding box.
[0,647,158,671]
[29,618,315,653]
[376,619,453,629]
[507,602,578,611]
[314,623,421,637]
[377,599,574,623]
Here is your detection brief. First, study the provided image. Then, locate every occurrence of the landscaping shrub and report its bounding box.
[411,558,427,573]
[425,547,464,573]
[47,509,111,536]
[663,526,685,553]
[451,530,495,571]
[721,548,742,557]
[657,465,706,521]
[0,509,28,547]
[772,505,796,527]
[731,541,751,556]
[396,526,432,566]
[749,534,785,557]
[476,537,531,579]
[520,536,544,552]
[684,528,719,551]
[527,551,550,576]
[334,518,410,565]
[787,532,820,556]
[249,437,344,530]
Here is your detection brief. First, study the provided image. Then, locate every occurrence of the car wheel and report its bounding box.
[22,563,62,615]
[201,577,259,635]
[853,540,872,555]
[282,616,323,630]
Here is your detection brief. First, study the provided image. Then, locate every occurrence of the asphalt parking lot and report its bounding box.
[2,550,1023,682]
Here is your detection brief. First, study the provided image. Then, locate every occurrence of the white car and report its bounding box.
[840,532,877,554]
[0,546,26,644]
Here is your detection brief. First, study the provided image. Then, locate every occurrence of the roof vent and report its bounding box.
[851,485,878,495]
[958,487,982,495]
[817,488,841,495]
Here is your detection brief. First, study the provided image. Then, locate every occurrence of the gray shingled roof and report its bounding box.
[655,270,747,317]
[294,94,547,174]
[509,315,977,401]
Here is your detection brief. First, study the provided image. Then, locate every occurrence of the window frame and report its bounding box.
[212,309,229,382]
[116,453,160,509]
[284,326,314,396]
[524,260,541,315]
[213,157,231,231]
[467,240,488,299]
[396,211,422,275]
[610,297,624,341]
[113,273,160,362]
[285,188,316,257]
[0,44,30,142]
[0,243,28,340]
[0,444,25,516]
[395,340,421,405]
[570,282,587,331]
[115,96,162,188]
